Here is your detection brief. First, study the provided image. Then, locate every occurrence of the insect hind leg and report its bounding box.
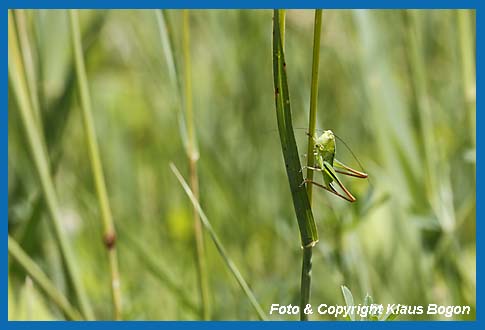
[303,179,356,203]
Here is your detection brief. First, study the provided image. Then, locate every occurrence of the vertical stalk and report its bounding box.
[68,10,122,320]
[182,10,210,320]
[8,10,94,320]
[273,10,319,323]
[279,10,286,46]
[305,9,322,206]
[405,10,456,233]
[405,11,438,197]
[301,9,322,321]
[457,10,476,148]
[300,246,313,321]
[8,236,83,320]
[14,10,42,130]
[171,164,266,320]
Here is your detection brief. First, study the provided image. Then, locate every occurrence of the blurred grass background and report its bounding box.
[8,9,475,320]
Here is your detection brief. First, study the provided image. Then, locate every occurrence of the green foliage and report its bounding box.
[170,163,266,320]
[340,285,396,321]
[272,9,318,248]
[340,285,356,320]
[8,9,475,320]
[8,236,82,320]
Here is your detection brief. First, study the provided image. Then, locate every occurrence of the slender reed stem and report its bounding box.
[301,9,322,321]
[170,163,266,320]
[8,236,83,320]
[405,11,457,234]
[14,10,42,130]
[8,10,94,320]
[300,246,313,320]
[155,10,187,149]
[305,9,322,204]
[273,10,319,323]
[457,10,476,148]
[182,10,211,320]
[405,11,438,197]
[68,9,122,320]
[279,10,286,46]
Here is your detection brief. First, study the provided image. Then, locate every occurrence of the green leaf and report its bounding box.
[364,294,380,321]
[8,236,82,320]
[380,308,399,321]
[364,293,373,306]
[340,285,355,321]
[272,9,318,248]
[8,11,93,320]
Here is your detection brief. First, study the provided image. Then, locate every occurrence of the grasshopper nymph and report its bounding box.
[302,130,368,202]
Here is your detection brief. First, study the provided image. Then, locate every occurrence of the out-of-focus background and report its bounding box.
[8,9,475,320]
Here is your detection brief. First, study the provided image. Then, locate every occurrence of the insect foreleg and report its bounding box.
[305,132,318,143]
[300,165,324,173]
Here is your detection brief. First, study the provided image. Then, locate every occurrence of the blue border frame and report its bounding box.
[1,1,481,9]
[5,0,480,328]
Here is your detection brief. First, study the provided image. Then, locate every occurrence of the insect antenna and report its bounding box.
[260,128,369,178]
[333,134,367,175]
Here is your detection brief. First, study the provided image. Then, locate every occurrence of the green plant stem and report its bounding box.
[14,10,42,130]
[273,8,319,244]
[183,10,196,154]
[405,11,438,198]
[155,10,188,150]
[156,9,210,319]
[8,10,94,320]
[182,9,210,320]
[457,10,476,148]
[273,10,319,322]
[68,9,122,320]
[279,10,286,46]
[13,13,107,258]
[156,10,178,89]
[305,9,322,204]
[300,246,313,321]
[272,9,318,247]
[8,236,83,321]
[170,163,266,320]
[301,9,322,321]
[405,11,456,234]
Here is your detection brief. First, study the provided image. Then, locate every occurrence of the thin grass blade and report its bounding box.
[272,10,318,248]
[8,10,94,320]
[68,9,122,320]
[8,236,83,320]
[170,163,266,320]
[340,285,355,321]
